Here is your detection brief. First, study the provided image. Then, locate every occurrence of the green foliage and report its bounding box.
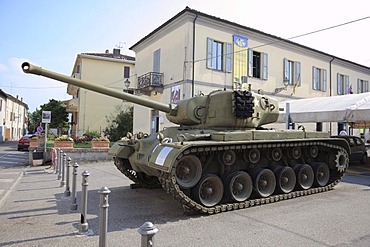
[40,99,69,131]
[27,109,41,133]
[83,130,101,141]
[28,99,69,134]
[104,106,133,142]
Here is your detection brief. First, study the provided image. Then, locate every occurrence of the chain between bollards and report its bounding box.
[60,152,67,187]
[69,162,79,211]
[138,222,158,247]
[64,157,71,197]
[99,187,111,247]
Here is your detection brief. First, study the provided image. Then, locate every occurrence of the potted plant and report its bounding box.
[29,136,39,148]
[91,137,110,149]
[54,136,74,149]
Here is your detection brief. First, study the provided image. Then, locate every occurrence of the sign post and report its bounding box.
[42,111,51,158]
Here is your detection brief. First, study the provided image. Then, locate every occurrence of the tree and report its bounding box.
[28,99,69,134]
[27,108,41,133]
[104,106,133,142]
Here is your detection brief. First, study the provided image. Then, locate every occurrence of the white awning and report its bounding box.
[277,92,370,128]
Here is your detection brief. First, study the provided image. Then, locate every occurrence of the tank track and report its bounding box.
[114,158,161,189]
[158,141,347,215]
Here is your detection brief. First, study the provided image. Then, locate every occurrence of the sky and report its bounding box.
[1,0,370,112]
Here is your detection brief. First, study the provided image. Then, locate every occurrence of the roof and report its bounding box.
[130,7,370,71]
[81,51,135,61]
[0,88,29,109]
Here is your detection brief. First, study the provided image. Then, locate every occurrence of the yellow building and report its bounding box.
[129,7,370,135]
[66,49,135,137]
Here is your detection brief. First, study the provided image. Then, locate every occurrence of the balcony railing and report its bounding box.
[137,72,163,95]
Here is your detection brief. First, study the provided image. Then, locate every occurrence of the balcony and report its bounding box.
[137,72,164,95]
[65,98,79,113]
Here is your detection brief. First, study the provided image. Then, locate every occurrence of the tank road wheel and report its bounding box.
[308,146,319,158]
[175,155,202,189]
[313,163,330,186]
[225,171,253,202]
[193,174,224,207]
[295,164,314,190]
[291,147,302,160]
[252,169,276,197]
[274,167,296,194]
[334,149,349,173]
[245,149,261,164]
[270,147,283,162]
[218,150,236,166]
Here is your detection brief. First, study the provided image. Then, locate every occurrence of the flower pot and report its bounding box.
[54,141,74,149]
[91,141,110,149]
[29,140,39,148]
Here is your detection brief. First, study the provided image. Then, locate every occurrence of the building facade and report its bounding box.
[129,7,370,135]
[0,89,28,141]
[66,49,135,137]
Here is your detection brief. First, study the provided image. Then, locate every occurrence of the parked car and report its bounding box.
[17,134,37,151]
[332,135,368,164]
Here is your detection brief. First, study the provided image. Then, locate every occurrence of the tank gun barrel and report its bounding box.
[21,62,175,114]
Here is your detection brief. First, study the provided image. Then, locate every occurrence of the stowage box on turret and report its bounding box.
[22,62,350,214]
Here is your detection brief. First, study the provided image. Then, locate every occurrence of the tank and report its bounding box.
[22,62,350,214]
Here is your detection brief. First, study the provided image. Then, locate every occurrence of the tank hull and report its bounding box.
[110,128,350,214]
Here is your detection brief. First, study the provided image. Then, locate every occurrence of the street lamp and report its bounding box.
[124,79,130,90]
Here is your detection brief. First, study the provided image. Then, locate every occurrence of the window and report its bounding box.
[153,49,161,73]
[337,73,349,95]
[284,59,301,86]
[312,66,327,91]
[248,49,268,79]
[124,66,130,79]
[357,79,369,93]
[0,99,2,112]
[207,38,232,72]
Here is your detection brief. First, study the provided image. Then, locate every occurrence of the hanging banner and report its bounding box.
[233,35,248,90]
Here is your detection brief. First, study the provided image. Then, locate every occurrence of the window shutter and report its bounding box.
[262,53,268,80]
[345,75,349,94]
[207,38,213,69]
[248,49,253,77]
[284,59,289,81]
[337,73,341,95]
[295,61,301,86]
[312,67,317,90]
[225,42,233,73]
[365,81,369,92]
[323,69,327,92]
[153,49,161,73]
[357,79,361,93]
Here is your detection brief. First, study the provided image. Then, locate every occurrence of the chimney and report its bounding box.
[105,49,109,54]
[113,48,120,56]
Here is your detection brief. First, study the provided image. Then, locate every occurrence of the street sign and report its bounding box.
[42,111,51,124]
[37,126,43,133]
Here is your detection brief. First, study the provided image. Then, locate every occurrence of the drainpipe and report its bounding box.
[329,57,335,135]
[329,57,335,97]
[192,13,198,97]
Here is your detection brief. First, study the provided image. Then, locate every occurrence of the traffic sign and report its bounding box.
[37,126,43,133]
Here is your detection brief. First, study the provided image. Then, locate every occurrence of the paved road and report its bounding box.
[0,143,369,246]
[0,142,28,209]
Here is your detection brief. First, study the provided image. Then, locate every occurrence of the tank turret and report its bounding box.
[21,62,279,129]
[22,61,349,215]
